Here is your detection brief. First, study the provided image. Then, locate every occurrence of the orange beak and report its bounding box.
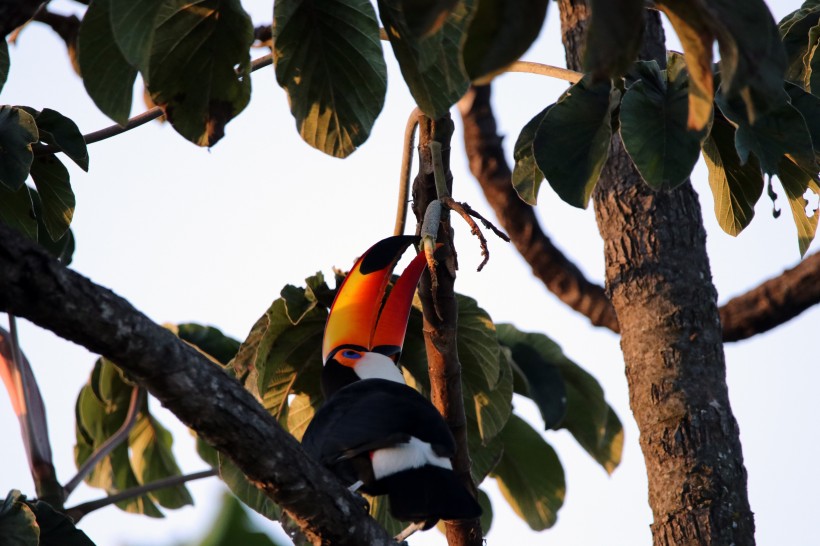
[322,236,427,363]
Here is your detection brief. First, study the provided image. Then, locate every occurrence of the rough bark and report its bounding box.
[458,86,820,341]
[411,114,483,546]
[559,2,755,545]
[0,223,396,546]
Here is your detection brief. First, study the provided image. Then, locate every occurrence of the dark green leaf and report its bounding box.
[511,106,548,205]
[477,488,493,535]
[273,0,387,158]
[0,40,9,94]
[24,108,88,171]
[533,76,616,208]
[495,324,567,430]
[78,0,138,125]
[196,438,282,521]
[26,499,96,546]
[401,0,458,37]
[0,184,36,240]
[0,106,38,191]
[462,0,548,83]
[110,0,164,74]
[30,190,75,264]
[0,491,38,546]
[285,393,319,441]
[176,323,240,365]
[129,414,194,509]
[469,434,503,485]
[777,157,819,256]
[620,60,707,190]
[29,155,75,241]
[148,0,254,146]
[785,82,820,162]
[195,493,281,546]
[378,0,474,118]
[584,0,644,80]
[806,24,820,92]
[779,3,820,84]
[702,112,764,236]
[490,414,564,531]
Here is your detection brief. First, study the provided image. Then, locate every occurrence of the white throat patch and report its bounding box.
[353,352,406,384]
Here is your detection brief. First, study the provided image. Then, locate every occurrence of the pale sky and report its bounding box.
[1,1,816,545]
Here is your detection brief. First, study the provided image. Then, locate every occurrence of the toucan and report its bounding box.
[301,235,481,525]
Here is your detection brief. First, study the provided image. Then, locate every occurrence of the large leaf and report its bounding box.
[462,0,548,83]
[0,184,36,240]
[109,0,165,74]
[511,106,549,205]
[0,491,38,546]
[401,0,458,37]
[129,415,194,509]
[26,499,97,546]
[490,414,565,531]
[285,393,319,442]
[148,0,254,146]
[21,107,88,171]
[702,112,764,236]
[78,0,138,125]
[0,106,38,191]
[785,82,820,163]
[196,438,282,521]
[273,0,387,158]
[620,60,708,190]
[495,324,566,430]
[777,157,819,256]
[30,190,75,264]
[584,0,644,80]
[175,323,240,366]
[533,76,616,209]
[378,0,474,118]
[28,156,75,241]
[779,3,820,84]
[191,493,280,546]
[0,40,9,94]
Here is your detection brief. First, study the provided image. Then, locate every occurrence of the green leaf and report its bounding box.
[78,0,138,125]
[148,0,254,147]
[129,414,194,509]
[0,491,39,546]
[110,0,165,74]
[462,0,548,83]
[495,324,567,430]
[584,0,644,80]
[777,157,819,256]
[785,82,820,163]
[285,393,319,441]
[620,60,708,190]
[0,106,38,191]
[30,190,75,264]
[0,184,36,240]
[717,91,816,176]
[378,0,475,118]
[273,0,387,158]
[490,414,564,531]
[401,0,458,37]
[175,323,240,366]
[29,156,75,241]
[779,4,820,84]
[702,112,764,236]
[26,499,96,546]
[0,40,9,94]
[23,108,88,171]
[469,434,503,485]
[195,493,280,546]
[477,488,493,535]
[196,438,283,521]
[511,106,548,205]
[533,76,616,209]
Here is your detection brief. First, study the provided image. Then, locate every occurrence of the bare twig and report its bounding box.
[394,521,425,542]
[506,60,582,83]
[394,108,421,236]
[441,197,491,271]
[65,469,217,522]
[63,386,143,496]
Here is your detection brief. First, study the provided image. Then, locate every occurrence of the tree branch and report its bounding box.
[0,223,396,546]
[458,84,820,342]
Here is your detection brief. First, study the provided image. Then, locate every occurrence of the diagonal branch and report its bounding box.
[0,223,395,546]
[458,84,820,342]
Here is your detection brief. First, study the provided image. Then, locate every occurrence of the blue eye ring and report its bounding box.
[341,350,362,359]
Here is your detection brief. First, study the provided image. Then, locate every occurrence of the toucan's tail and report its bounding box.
[382,465,482,524]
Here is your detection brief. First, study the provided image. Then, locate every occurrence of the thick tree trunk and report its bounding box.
[558,2,755,545]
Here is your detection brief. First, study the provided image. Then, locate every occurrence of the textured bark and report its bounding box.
[0,224,395,546]
[411,114,483,546]
[458,86,820,340]
[559,2,755,545]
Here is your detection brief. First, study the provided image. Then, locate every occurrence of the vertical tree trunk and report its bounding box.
[557,2,755,545]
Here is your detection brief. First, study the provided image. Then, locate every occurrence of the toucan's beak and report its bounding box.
[323,236,426,363]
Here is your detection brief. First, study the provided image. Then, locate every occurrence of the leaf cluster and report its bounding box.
[0,490,95,546]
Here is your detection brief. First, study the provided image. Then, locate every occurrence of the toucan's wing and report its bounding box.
[302,379,455,464]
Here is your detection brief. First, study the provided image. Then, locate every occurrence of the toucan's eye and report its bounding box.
[341,350,362,359]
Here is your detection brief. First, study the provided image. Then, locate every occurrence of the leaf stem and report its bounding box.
[394,107,421,236]
[65,469,216,522]
[63,386,143,496]
[506,61,582,83]
[429,141,450,199]
[33,53,274,156]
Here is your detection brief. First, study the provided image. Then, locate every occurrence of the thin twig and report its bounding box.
[394,107,421,236]
[65,469,217,522]
[63,386,144,496]
[506,61,583,83]
[33,53,274,157]
[441,197,492,271]
[394,521,426,543]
